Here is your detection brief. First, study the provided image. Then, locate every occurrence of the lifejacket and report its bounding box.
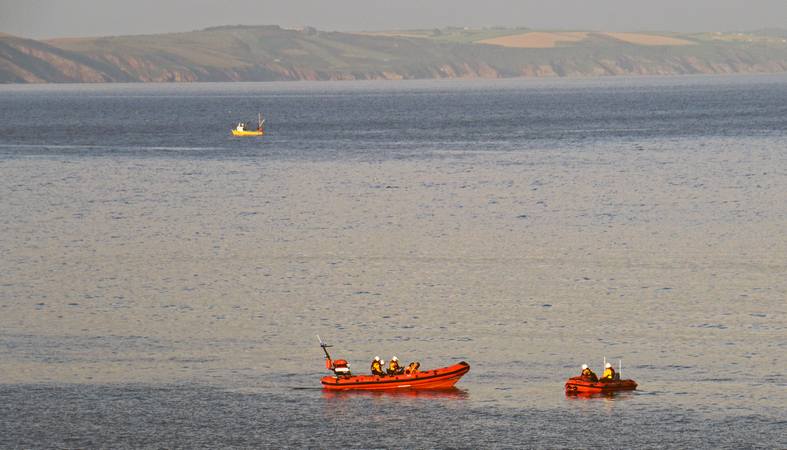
[581,368,598,382]
[601,367,616,380]
[388,360,401,373]
[371,360,383,375]
[404,361,420,375]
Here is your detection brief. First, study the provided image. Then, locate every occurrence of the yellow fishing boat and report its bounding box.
[231,113,265,136]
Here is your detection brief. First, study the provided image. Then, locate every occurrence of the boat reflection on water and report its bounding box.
[322,387,469,400]
[565,390,637,400]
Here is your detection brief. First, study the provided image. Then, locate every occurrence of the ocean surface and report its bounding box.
[1,75,786,448]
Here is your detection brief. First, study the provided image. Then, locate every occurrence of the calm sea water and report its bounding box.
[1,75,786,448]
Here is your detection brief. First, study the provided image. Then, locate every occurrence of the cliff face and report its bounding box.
[2,26,787,83]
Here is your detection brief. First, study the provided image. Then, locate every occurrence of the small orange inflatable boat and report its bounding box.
[318,337,469,391]
[565,376,637,394]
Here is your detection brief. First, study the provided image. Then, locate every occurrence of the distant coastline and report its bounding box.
[2,25,787,83]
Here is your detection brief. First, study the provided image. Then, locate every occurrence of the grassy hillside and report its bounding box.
[2,25,787,83]
[0,34,130,82]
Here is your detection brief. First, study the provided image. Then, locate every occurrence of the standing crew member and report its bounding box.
[600,362,616,381]
[371,356,385,376]
[580,364,598,382]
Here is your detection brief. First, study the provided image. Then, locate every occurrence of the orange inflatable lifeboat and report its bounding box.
[318,337,470,391]
[322,362,470,390]
[565,376,637,394]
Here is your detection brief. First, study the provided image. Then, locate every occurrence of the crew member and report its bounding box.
[371,356,385,376]
[580,364,598,382]
[387,356,403,375]
[600,362,616,381]
[404,361,420,375]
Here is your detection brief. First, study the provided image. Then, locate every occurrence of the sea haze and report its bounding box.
[0,75,785,447]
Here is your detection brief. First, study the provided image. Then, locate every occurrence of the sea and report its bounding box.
[0,75,785,448]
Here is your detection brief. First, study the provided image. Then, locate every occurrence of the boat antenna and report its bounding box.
[619,359,622,375]
[317,335,332,360]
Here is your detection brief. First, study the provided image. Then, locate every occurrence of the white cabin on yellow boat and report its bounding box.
[232,113,265,136]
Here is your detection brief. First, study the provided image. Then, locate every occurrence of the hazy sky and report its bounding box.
[2,0,786,39]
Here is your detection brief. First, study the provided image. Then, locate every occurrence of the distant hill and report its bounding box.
[3,25,787,83]
[0,34,124,82]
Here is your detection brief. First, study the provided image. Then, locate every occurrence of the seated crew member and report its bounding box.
[404,361,420,375]
[600,362,616,382]
[370,356,385,376]
[387,356,404,375]
[580,364,598,382]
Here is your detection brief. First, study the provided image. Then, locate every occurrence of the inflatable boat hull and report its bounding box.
[565,376,637,394]
[321,361,470,390]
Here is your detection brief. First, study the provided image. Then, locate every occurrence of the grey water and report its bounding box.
[1,75,786,448]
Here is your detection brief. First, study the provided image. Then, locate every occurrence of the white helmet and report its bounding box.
[581,364,588,370]
[605,362,612,368]
[374,356,380,361]
[392,356,398,361]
